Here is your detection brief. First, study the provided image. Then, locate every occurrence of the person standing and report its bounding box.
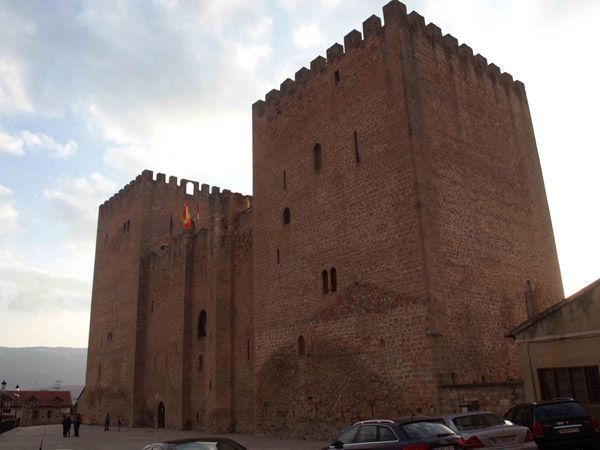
[104,412,110,431]
[65,415,72,437]
[73,414,81,437]
[61,415,69,438]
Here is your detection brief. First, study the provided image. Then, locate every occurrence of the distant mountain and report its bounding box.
[0,347,87,400]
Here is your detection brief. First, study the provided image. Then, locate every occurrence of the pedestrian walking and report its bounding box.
[104,412,110,431]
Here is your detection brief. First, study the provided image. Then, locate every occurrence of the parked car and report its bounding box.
[322,417,463,449]
[432,411,537,449]
[142,437,247,450]
[505,398,600,449]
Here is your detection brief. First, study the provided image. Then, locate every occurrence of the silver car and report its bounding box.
[433,411,537,449]
[142,437,247,450]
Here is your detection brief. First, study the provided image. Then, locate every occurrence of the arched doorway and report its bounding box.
[157,402,165,428]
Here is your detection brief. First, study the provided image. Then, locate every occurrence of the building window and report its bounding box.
[47,410,52,418]
[335,70,340,84]
[313,144,323,172]
[330,267,337,292]
[32,410,39,419]
[322,270,329,294]
[298,335,305,356]
[283,170,287,190]
[197,310,207,339]
[283,207,291,225]
[277,249,280,264]
[539,367,600,404]
[126,219,130,232]
[198,355,203,372]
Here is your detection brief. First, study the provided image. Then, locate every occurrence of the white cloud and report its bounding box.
[103,144,153,171]
[0,250,91,347]
[293,23,324,50]
[0,184,18,233]
[0,129,76,158]
[21,131,77,158]
[43,172,116,251]
[0,130,24,155]
[0,56,33,114]
[232,41,273,71]
[249,16,273,39]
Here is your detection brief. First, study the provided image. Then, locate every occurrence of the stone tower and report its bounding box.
[85,171,253,431]
[251,0,563,437]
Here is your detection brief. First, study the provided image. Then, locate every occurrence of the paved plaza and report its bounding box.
[0,425,329,450]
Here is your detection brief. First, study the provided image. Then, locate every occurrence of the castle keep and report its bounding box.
[85,1,564,439]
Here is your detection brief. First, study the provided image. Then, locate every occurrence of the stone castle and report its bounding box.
[85,1,564,439]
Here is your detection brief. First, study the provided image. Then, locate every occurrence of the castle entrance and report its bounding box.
[157,402,165,428]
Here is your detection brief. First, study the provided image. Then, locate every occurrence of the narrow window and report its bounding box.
[126,219,130,232]
[209,379,212,390]
[198,310,207,339]
[247,339,250,360]
[283,207,291,225]
[313,144,323,172]
[322,270,329,294]
[151,300,154,313]
[277,249,280,264]
[330,267,337,292]
[353,131,360,163]
[198,355,203,372]
[283,170,287,190]
[298,335,305,356]
[335,70,340,84]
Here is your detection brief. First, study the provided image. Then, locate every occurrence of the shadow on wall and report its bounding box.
[255,338,407,440]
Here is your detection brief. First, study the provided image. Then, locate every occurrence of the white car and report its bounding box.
[433,411,538,449]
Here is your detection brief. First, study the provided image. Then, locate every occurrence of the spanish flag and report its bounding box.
[182,201,192,229]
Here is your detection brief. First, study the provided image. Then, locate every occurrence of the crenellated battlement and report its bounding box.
[99,169,252,215]
[253,0,525,119]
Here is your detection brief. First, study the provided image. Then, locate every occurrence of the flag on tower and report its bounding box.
[182,202,191,229]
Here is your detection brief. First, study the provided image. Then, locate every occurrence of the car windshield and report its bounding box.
[452,413,505,430]
[402,421,455,439]
[536,403,588,421]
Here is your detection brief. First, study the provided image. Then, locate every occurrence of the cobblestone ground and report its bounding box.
[0,425,329,450]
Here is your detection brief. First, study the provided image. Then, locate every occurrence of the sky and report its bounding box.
[0,0,598,348]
